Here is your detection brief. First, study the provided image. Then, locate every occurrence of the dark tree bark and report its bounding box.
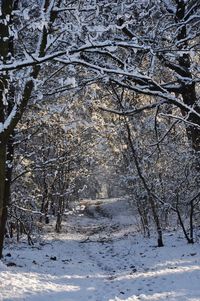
[0,143,7,258]
[0,0,14,258]
[175,0,200,152]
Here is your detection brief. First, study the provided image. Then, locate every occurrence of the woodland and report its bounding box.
[0,0,200,282]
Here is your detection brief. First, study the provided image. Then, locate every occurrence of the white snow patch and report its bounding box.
[1,198,200,301]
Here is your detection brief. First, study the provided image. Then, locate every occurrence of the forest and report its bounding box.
[0,1,200,300]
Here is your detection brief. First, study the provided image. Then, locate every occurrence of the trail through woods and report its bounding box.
[0,198,200,301]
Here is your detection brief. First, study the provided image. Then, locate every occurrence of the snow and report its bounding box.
[0,105,17,134]
[0,198,200,301]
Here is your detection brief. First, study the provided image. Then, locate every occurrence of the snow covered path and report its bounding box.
[0,198,200,301]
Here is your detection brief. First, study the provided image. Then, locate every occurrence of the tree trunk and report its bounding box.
[148,196,164,247]
[176,0,200,153]
[0,0,59,256]
[0,143,7,258]
[0,0,14,259]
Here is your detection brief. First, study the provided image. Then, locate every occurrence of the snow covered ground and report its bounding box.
[0,198,200,301]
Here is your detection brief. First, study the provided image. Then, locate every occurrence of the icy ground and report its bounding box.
[0,198,200,301]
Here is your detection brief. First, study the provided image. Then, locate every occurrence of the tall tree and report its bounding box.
[0,0,66,258]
